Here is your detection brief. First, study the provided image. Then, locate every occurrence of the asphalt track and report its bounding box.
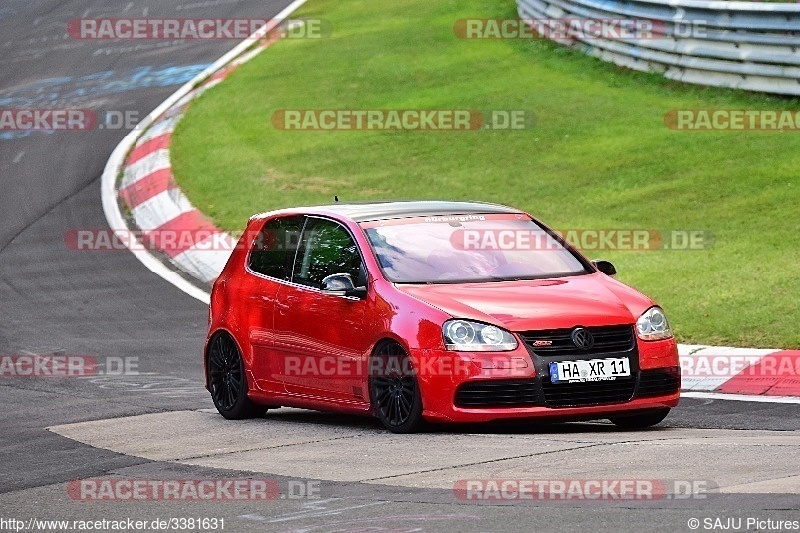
[1,2,800,531]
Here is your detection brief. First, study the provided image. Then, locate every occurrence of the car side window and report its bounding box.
[292,218,363,289]
[247,216,305,280]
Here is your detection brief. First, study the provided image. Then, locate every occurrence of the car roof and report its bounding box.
[251,200,524,223]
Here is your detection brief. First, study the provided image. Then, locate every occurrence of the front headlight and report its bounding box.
[443,319,518,351]
[636,306,673,341]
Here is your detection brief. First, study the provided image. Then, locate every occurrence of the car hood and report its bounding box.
[395,273,655,332]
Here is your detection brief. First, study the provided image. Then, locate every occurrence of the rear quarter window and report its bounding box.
[247,216,305,280]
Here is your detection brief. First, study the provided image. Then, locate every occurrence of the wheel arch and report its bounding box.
[204,327,246,390]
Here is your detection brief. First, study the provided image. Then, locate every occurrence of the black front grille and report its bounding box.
[454,379,538,407]
[541,376,636,407]
[520,325,635,357]
[638,369,681,397]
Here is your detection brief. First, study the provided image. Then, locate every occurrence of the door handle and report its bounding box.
[276,296,298,314]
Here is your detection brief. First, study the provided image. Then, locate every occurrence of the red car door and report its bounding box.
[243,215,305,394]
[273,217,369,401]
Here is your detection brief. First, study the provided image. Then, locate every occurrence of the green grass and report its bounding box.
[171,0,800,348]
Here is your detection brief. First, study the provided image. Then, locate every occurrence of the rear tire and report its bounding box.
[369,342,426,434]
[207,333,267,419]
[609,408,670,429]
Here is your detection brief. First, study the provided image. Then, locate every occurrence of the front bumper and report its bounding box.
[413,337,680,424]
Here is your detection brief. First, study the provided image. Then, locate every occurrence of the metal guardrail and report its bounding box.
[516,0,800,95]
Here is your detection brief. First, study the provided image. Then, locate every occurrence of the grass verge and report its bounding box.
[171,0,800,348]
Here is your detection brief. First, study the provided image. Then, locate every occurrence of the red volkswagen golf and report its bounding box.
[205,201,680,433]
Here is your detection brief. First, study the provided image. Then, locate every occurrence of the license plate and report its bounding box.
[549,358,630,383]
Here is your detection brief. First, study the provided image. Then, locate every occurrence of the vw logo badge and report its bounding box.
[571,327,594,350]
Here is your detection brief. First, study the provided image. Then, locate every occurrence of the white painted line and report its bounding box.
[682,391,800,404]
[101,0,309,304]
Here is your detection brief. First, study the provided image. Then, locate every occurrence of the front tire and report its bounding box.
[609,408,670,429]
[369,342,426,434]
[207,333,267,419]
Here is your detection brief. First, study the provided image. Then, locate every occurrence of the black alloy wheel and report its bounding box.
[369,341,426,433]
[207,333,267,419]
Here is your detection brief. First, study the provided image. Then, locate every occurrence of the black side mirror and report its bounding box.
[592,260,617,278]
[321,273,368,298]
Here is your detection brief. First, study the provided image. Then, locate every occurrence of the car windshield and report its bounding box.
[361,213,588,283]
